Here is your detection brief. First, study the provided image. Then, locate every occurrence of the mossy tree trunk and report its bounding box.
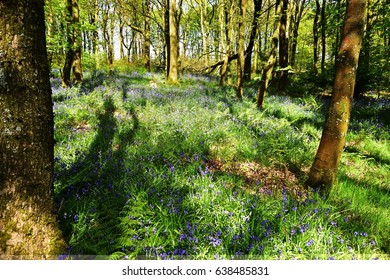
[0,0,67,258]
[306,0,367,198]
[62,0,83,87]
[256,0,283,108]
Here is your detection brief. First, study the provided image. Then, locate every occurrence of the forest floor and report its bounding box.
[52,68,390,260]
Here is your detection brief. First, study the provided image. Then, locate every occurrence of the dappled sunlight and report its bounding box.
[51,70,389,260]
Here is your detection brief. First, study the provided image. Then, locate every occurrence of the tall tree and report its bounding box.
[167,0,180,83]
[236,0,247,99]
[306,0,367,198]
[278,0,290,94]
[256,0,283,108]
[0,0,66,258]
[243,0,263,82]
[62,0,83,87]
[220,0,235,85]
[290,0,306,67]
[320,0,326,73]
[313,0,320,75]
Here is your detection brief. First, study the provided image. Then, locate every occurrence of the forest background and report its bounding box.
[0,0,389,260]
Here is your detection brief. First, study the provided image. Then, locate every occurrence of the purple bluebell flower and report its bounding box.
[209,236,222,247]
[306,239,314,247]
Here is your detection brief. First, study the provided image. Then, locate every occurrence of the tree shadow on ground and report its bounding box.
[55,96,140,256]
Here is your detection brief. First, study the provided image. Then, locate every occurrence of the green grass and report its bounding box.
[52,69,390,260]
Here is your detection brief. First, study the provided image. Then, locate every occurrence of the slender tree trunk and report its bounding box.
[306,0,367,198]
[0,0,66,258]
[165,0,170,77]
[143,0,151,71]
[278,0,290,94]
[220,0,234,85]
[320,0,326,73]
[334,0,341,63]
[236,0,247,99]
[93,0,99,67]
[290,0,306,68]
[71,0,83,83]
[119,18,125,60]
[108,10,115,66]
[62,0,83,87]
[200,0,209,66]
[355,0,372,97]
[253,33,260,74]
[256,0,283,108]
[263,0,272,55]
[168,0,179,83]
[243,0,263,82]
[313,0,320,75]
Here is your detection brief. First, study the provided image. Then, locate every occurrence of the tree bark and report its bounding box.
[0,0,66,258]
[200,0,210,66]
[164,0,170,77]
[62,0,83,87]
[313,0,320,75]
[243,0,263,82]
[290,0,306,67]
[168,0,179,83]
[320,0,326,73]
[143,0,151,71]
[278,0,290,94]
[256,0,283,108]
[220,0,235,85]
[306,0,367,198]
[236,0,247,99]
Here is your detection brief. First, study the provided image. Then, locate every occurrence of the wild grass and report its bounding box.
[52,69,390,260]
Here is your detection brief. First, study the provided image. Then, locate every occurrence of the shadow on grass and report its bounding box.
[55,96,141,255]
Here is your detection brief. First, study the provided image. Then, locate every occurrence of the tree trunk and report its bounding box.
[62,0,83,87]
[290,0,306,68]
[165,0,170,77]
[220,0,234,86]
[256,0,283,108]
[306,0,367,198]
[236,0,247,99]
[355,0,372,97]
[313,0,320,75]
[108,9,115,67]
[119,18,125,60]
[320,0,326,73]
[200,0,209,67]
[93,0,99,67]
[143,0,151,71]
[0,0,66,258]
[278,0,290,94]
[243,0,263,82]
[168,0,179,83]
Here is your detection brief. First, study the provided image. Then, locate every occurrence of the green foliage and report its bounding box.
[53,68,390,260]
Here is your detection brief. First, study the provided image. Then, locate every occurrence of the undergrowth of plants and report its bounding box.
[52,68,390,260]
